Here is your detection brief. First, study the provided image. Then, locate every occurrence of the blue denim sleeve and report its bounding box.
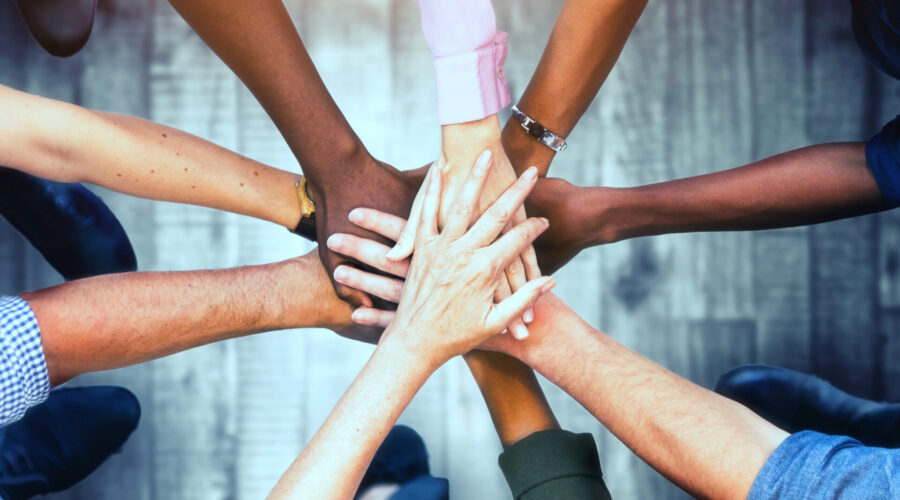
[867,115,900,206]
[748,430,900,499]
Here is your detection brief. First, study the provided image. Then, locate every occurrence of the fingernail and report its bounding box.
[541,278,556,293]
[524,166,538,182]
[385,247,401,260]
[326,234,343,250]
[348,209,364,224]
[476,150,492,170]
[333,266,348,281]
[523,308,534,323]
[351,309,364,323]
[501,328,508,335]
[540,217,549,226]
[514,325,530,340]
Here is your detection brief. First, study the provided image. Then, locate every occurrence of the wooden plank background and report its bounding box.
[0,0,897,498]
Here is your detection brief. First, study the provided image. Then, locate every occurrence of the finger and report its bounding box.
[459,166,538,249]
[327,233,409,278]
[488,277,556,338]
[335,282,373,309]
[480,217,549,271]
[493,279,527,339]
[442,149,493,238]
[351,307,396,328]
[521,244,541,281]
[334,265,403,304]
[416,167,442,247]
[385,169,431,261]
[505,256,529,319]
[348,208,408,242]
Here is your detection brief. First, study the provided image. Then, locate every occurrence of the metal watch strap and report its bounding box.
[510,105,568,152]
[290,177,317,241]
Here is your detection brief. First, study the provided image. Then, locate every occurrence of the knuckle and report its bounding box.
[488,204,509,220]
[513,226,531,242]
[452,202,471,217]
[507,260,524,276]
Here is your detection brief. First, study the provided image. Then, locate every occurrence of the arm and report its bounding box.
[0,85,302,229]
[270,151,553,499]
[589,142,893,244]
[490,294,789,500]
[502,0,648,176]
[21,250,355,386]
[168,0,418,306]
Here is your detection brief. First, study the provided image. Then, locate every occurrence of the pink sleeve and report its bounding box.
[417,0,511,125]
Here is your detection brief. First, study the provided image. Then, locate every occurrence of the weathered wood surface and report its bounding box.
[0,0,896,498]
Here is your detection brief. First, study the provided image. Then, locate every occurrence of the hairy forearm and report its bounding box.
[168,0,368,184]
[464,351,559,448]
[515,295,787,499]
[1,86,302,229]
[270,337,434,499]
[601,142,891,243]
[22,252,342,385]
[502,0,648,175]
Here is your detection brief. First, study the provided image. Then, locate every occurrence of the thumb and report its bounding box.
[487,277,555,337]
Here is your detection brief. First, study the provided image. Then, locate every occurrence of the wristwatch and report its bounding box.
[290,176,317,241]
[510,105,567,152]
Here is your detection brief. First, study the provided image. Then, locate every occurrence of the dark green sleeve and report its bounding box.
[498,429,611,500]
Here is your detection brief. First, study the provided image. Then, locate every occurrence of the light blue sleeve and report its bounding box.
[749,430,900,499]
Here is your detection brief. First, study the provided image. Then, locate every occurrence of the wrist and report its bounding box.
[440,115,502,164]
[302,139,372,190]
[276,253,352,330]
[377,328,445,374]
[501,120,556,176]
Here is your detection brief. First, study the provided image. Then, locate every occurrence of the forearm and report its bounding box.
[1,87,301,229]
[464,351,559,448]
[517,296,787,499]
[502,0,647,175]
[270,337,435,499]
[22,251,344,385]
[168,0,368,185]
[597,142,892,243]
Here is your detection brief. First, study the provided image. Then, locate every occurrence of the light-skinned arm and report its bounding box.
[486,295,789,500]
[270,153,554,499]
[0,84,302,230]
[317,207,791,500]
[22,249,363,386]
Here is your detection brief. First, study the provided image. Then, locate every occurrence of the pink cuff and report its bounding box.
[433,31,511,125]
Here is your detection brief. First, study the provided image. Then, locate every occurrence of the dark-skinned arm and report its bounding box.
[503,0,648,176]
[168,0,417,308]
[589,142,893,243]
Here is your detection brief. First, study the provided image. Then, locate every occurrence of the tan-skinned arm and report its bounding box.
[503,0,648,176]
[22,250,355,386]
[0,84,301,230]
[486,294,789,500]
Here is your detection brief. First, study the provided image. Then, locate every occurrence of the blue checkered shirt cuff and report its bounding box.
[0,296,50,426]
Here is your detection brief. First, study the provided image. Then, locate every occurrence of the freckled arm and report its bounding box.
[0,84,302,229]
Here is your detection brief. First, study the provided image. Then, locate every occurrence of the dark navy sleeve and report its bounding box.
[866,115,900,206]
[748,430,900,499]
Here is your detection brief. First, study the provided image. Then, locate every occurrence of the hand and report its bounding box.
[383,156,553,363]
[401,166,617,274]
[386,125,542,336]
[305,157,417,309]
[330,153,555,346]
